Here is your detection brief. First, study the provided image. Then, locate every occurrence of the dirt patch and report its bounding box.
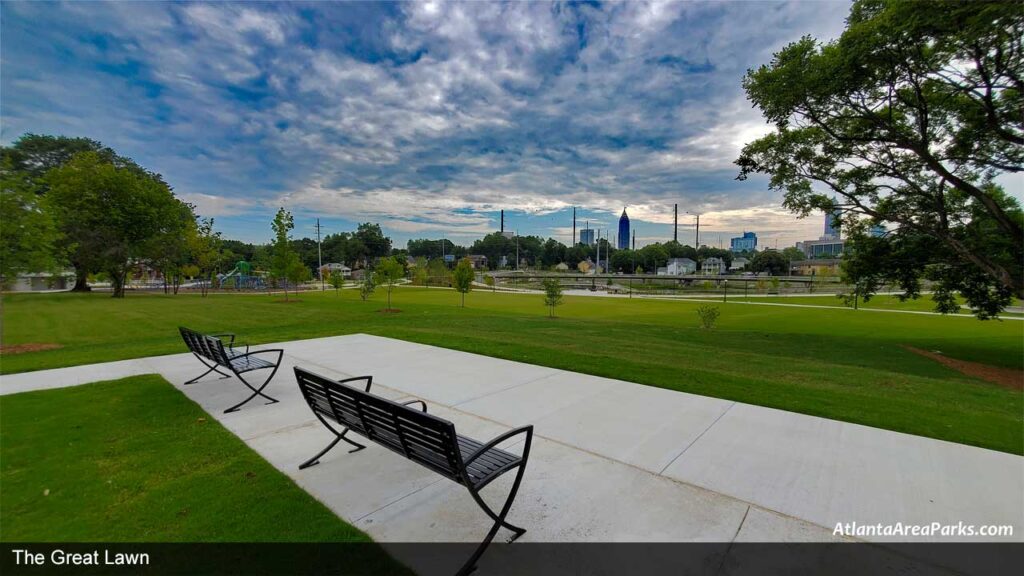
[904,346,1023,391]
[379,308,402,314]
[0,343,63,355]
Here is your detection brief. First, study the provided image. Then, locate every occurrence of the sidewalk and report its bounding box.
[2,334,1020,573]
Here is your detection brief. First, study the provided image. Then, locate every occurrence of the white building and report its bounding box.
[658,258,696,275]
[5,270,75,292]
[702,257,726,275]
[729,257,749,271]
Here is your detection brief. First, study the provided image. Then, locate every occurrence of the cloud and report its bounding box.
[1,0,870,246]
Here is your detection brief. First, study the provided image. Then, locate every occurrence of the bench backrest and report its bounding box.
[179,327,231,366]
[295,367,465,482]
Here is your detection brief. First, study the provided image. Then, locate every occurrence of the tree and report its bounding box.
[3,134,171,291]
[373,256,405,311]
[750,250,789,276]
[270,208,297,301]
[736,0,1023,317]
[148,199,196,294]
[359,275,375,301]
[0,158,57,286]
[542,278,563,318]
[354,222,392,260]
[328,270,345,294]
[452,257,474,307]
[781,247,805,262]
[187,217,222,297]
[286,258,311,298]
[45,152,186,298]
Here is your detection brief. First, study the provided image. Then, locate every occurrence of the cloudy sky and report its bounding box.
[2,1,860,248]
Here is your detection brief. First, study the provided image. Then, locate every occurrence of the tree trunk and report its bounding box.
[71,268,91,292]
[111,270,126,298]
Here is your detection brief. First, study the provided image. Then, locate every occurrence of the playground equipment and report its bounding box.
[218,261,266,290]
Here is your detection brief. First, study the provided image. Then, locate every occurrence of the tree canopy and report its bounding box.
[737,0,1023,318]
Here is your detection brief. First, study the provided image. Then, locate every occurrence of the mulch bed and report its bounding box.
[0,343,63,355]
[904,346,1023,391]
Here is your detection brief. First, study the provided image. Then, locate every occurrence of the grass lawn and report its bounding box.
[1,288,1021,455]
[726,292,1024,315]
[0,375,381,546]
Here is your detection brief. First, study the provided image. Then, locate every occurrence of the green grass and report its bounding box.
[726,292,1024,315]
[2,288,1022,455]
[0,375,376,545]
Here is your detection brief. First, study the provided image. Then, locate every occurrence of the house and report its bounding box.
[790,259,841,276]
[318,263,351,278]
[467,255,488,269]
[702,257,726,275]
[729,257,749,271]
[554,262,569,271]
[665,258,696,275]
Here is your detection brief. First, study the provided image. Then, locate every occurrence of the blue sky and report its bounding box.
[3,1,875,247]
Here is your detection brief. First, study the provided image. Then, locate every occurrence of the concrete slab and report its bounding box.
[526,382,734,473]
[663,402,1024,542]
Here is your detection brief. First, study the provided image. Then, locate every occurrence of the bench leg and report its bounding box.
[299,429,366,470]
[224,367,280,413]
[185,356,232,385]
[457,462,529,576]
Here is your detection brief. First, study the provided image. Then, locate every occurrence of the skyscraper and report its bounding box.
[617,208,630,250]
[824,197,841,239]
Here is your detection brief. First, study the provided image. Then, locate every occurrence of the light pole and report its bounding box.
[315,218,324,291]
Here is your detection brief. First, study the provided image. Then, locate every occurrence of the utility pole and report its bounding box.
[673,203,678,243]
[632,229,635,251]
[315,218,324,291]
[686,211,702,248]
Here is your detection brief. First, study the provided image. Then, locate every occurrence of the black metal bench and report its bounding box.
[178,327,284,413]
[294,367,533,576]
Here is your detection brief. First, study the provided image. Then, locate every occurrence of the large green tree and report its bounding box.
[736,0,1023,317]
[1,134,169,290]
[45,152,190,298]
[270,207,300,301]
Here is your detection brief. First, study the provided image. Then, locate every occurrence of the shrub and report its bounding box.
[696,304,720,329]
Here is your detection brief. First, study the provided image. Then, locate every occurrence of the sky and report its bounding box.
[2,1,866,248]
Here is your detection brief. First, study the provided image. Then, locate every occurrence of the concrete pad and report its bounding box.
[663,403,1024,542]
[526,383,734,473]
[358,436,750,543]
[455,370,625,421]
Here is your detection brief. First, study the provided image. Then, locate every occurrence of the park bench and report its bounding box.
[178,327,284,413]
[294,367,534,576]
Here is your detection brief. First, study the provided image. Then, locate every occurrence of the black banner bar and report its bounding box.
[2,543,1021,576]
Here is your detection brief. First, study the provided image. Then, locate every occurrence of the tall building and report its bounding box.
[580,228,595,246]
[824,197,841,239]
[617,208,630,250]
[730,231,757,252]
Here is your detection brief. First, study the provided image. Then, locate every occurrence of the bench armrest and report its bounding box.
[233,348,284,366]
[228,341,250,354]
[209,332,236,346]
[463,425,534,467]
[337,375,373,393]
[401,399,428,413]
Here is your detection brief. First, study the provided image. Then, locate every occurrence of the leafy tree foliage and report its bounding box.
[542,278,563,318]
[452,257,475,307]
[0,158,57,286]
[750,250,789,276]
[737,0,1023,317]
[188,217,222,297]
[373,256,405,310]
[45,152,190,298]
[270,207,302,301]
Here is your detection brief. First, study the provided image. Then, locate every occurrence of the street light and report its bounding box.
[685,211,702,248]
